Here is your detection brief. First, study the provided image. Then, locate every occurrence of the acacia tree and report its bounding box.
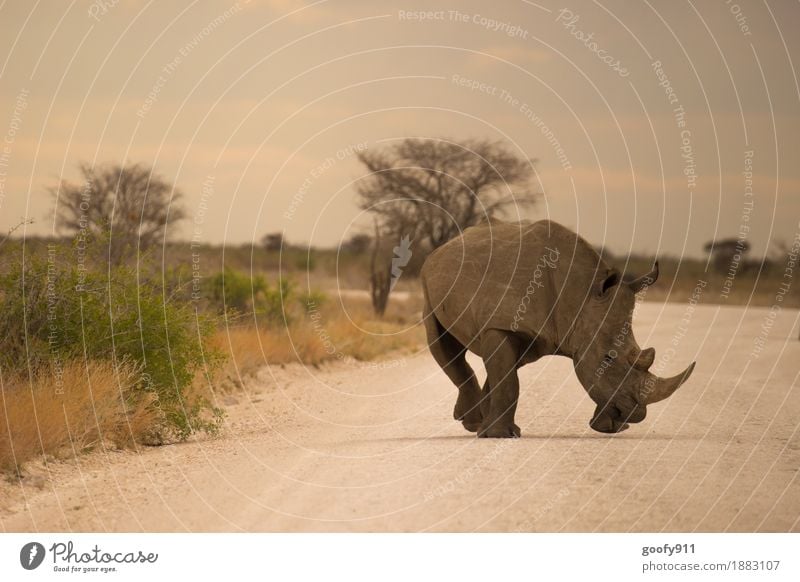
[261,232,284,252]
[51,162,186,264]
[356,138,538,250]
[703,238,751,274]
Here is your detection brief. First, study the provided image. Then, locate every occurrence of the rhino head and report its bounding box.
[570,262,695,433]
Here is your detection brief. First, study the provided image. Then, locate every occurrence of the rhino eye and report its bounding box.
[602,353,615,365]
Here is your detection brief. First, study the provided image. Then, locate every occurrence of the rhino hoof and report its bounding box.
[455,398,483,433]
[478,423,521,438]
[592,422,629,434]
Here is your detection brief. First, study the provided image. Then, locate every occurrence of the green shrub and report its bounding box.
[258,277,294,326]
[293,249,316,272]
[205,269,295,326]
[207,268,267,313]
[299,289,327,313]
[0,245,223,441]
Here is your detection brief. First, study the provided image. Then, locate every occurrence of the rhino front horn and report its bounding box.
[640,362,696,404]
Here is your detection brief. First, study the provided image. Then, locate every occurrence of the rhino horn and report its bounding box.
[640,362,695,405]
[627,261,659,293]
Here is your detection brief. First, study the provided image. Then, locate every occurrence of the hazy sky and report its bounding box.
[1,0,798,258]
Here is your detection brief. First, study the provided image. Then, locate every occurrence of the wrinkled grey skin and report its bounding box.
[420,219,695,437]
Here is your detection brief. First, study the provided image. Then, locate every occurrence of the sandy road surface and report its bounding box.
[2,302,799,532]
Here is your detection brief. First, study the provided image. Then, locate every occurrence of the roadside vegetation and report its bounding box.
[0,235,423,475]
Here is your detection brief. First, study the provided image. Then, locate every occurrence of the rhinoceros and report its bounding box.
[420,219,695,437]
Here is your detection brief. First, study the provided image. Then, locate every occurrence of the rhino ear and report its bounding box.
[626,261,659,293]
[595,269,621,298]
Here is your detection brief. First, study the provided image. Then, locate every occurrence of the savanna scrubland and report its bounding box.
[2,233,797,475]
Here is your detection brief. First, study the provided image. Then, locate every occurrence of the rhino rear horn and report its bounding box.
[631,347,655,370]
[640,362,696,405]
[627,261,659,293]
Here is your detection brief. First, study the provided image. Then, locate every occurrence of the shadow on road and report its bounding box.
[341,433,700,446]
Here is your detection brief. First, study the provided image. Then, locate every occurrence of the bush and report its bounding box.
[0,246,223,442]
[205,269,295,326]
[293,249,316,271]
[259,277,294,326]
[207,268,267,313]
[299,289,327,313]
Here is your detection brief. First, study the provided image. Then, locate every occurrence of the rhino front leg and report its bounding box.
[478,329,521,438]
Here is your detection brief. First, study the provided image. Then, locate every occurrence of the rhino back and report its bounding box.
[422,220,595,352]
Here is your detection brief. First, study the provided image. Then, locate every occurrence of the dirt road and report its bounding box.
[2,302,799,532]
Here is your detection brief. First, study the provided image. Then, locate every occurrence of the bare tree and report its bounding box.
[356,138,538,250]
[51,162,185,264]
[369,222,391,318]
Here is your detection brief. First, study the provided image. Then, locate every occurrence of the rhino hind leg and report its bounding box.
[422,302,483,432]
[478,330,522,438]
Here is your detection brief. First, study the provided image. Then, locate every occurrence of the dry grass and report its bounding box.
[0,361,154,474]
[208,291,425,391]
